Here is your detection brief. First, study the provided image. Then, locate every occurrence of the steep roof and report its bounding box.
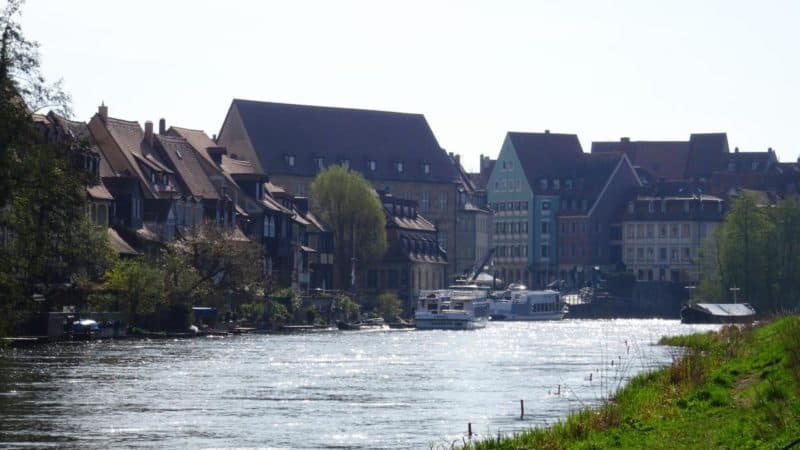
[592,133,730,181]
[156,135,220,199]
[221,99,459,183]
[507,132,583,189]
[592,139,691,181]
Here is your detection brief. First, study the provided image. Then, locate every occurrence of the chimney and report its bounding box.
[455,154,460,166]
[98,103,108,122]
[734,147,739,153]
[159,118,166,135]
[212,134,217,142]
[621,137,630,143]
[544,129,550,134]
[144,121,154,147]
[207,146,227,166]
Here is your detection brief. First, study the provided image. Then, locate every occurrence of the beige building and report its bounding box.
[621,191,725,283]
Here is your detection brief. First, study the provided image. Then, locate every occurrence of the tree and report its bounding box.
[376,291,403,320]
[172,222,265,300]
[310,165,387,290]
[0,0,71,208]
[102,258,165,328]
[718,193,773,310]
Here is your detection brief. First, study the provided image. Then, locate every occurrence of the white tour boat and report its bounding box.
[489,284,568,321]
[414,287,490,330]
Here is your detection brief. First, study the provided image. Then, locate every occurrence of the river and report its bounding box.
[0,319,720,449]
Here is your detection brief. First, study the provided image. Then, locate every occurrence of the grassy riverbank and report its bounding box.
[467,316,800,449]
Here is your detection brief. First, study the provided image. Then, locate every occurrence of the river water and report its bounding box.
[0,319,719,449]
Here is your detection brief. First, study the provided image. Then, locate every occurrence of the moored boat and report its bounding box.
[489,285,568,321]
[414,288,490,330]
[680,303,756,324]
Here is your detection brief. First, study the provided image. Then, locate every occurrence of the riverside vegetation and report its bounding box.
[463,316,800,449]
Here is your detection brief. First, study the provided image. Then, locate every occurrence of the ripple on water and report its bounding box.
[0,319,720,449]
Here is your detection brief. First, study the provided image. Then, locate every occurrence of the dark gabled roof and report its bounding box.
[592,139,691,181]
[222,99,459,183]
[507,132,584,189]
[592,133,730,181]
[556,153,628,215]
[686,133,729,178]
[156,135,220,200]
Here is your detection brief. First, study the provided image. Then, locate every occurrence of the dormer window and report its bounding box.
[423,163,431,174]
[648,201,655,213]
[151,172,156,184]
[553,179,560,190]
[314,157,324,170]
[565,179,573,190]
[285,154,296,167]
[540,178,548,190]
[395,161,404,173]
[751,161,759,170]
[368,160,376,171]
[728,159,736,171]
[628,201,634,213]
[341,159,350,169]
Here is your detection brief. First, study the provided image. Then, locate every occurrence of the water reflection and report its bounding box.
[0,320,719,449]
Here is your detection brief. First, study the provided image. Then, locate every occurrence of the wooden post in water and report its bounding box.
[468,422,473,437]
[520,399,524,420]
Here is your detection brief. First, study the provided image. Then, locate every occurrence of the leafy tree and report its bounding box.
[102,258,165,328]
[376,291,403,320]
[719,193,773,310]
[173,222,264,299]
[310,165,387,289]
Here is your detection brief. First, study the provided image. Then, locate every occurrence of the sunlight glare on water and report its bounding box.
[0,319,720,449]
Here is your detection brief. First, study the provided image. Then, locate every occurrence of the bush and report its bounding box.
[376,291,403,320]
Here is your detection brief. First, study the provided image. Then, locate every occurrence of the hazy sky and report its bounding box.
[19,0,800,171]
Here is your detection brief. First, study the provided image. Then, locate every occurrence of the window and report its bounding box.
[648,201,655,213]
[521,222,528,233]
[681,224,690,238]
[541,221,549,234]
[683,201,690,213]
[646,224,654,239]
[395,161,404,173]
[541,245,549,258]
[659,225,667,238]
[341,159,350,169]
[541,201,551,211]
[628,201,634,214]
[646,247,654,261]
[637,247,644,261]
[659,247,667,261]
[285,154,296,167]
[423,163,431,174]
[682,247,691,261]
[421,192,430,212]
[626,247,634,261]
[671,248,678,261]
[369,160,376,171]
[439,192,447,211]
[553,179,560,190]
[565,179,573,190]
[636,224,645,239]
[670,224,679,238]
[540,178,548,190]
[314,157,324,169]
[521,201,528,210]
[626,224,635,239]
[511,222,518,233]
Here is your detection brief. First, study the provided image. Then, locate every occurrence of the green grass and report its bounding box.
[464,317,800,449]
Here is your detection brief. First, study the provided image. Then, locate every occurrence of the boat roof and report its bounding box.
[693,303,755,317]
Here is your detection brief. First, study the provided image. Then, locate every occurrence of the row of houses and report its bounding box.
[35,100,494,310]
[35,97,800,305]
[482,131,800,289]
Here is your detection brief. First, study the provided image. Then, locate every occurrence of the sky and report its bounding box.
[17,0,800,171]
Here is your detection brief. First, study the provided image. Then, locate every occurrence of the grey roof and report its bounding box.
[220,99,460,183]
